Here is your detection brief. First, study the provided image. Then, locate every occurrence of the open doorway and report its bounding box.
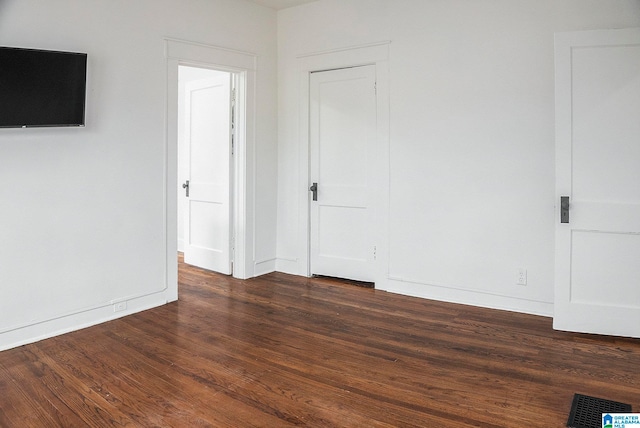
[177,66,235,275]
[165,38,257,303]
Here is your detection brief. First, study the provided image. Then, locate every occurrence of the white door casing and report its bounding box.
[166,39,257,301]
[183,74,233,275]
[292,42,390,288]
[309,65,377,282]
[554,28,640,338]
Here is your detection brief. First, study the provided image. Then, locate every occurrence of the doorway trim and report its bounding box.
[296,42,390,289]
[164,38,257,301]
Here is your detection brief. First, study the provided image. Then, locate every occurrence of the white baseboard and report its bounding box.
[1,270,553,352]
[275,257,299,276]
[0,291,171,352]
[385,276,553,318]
[254,258,276,276]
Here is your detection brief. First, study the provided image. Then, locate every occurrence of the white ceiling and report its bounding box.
[247,0,319,10]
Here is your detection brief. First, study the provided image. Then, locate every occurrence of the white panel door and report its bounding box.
[183,74,232,275]
[310,65,377,282]
[554,28,640,337]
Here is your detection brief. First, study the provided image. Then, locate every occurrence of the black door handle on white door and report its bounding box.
[310,182,318,201]
[183,180,190,198]
[560,196,569,223]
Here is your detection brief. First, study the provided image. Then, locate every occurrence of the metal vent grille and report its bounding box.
[567,393,632,428]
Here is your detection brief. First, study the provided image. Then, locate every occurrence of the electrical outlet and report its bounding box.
[113,301,127,312]
[517,268,527,286]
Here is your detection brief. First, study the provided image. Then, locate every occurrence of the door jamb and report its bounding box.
[296,42,391,289]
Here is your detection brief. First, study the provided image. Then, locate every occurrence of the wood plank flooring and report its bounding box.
[1,256,639,427]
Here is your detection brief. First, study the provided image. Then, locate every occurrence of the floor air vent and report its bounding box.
[567,393,632,428]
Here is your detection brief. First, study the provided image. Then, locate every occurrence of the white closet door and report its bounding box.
[309,65,377,282]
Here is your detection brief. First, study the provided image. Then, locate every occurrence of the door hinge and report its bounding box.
[374,81,377,94]
[373,245,377,260]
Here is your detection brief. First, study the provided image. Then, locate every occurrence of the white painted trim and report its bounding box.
[166,38,257,71]
[165,38,258,302]
[296,42,391,289]
[297,41,390,69]
[254,258,276,276]
[387,276,554,318]
[275,257,299,275]
[233,68,257,280]
[0,291,169,352]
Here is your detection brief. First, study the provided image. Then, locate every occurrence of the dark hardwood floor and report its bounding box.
[1,256,639,427]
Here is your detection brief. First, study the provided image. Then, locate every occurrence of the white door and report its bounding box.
[309,65,377,282]
[183,74,233,275]
[554,28,640,337]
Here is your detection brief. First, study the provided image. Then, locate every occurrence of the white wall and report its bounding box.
[0,0,278,351]
[276,0,640,315]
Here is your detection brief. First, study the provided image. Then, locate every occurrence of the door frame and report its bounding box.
[165,38,257,302]
[296,42,390,289]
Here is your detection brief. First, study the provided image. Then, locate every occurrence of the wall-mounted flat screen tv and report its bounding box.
[0,46,87,128]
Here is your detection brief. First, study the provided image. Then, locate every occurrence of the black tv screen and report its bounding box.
[0,46,87,128]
